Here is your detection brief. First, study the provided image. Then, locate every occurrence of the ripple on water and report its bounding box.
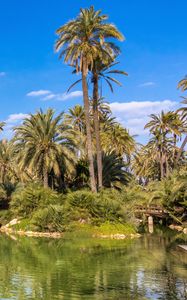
[0,233,186,299]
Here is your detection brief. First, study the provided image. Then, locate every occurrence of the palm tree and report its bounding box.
[68,59,127,190]
[0,122,5,132]
[176,77,187,163]
[64,105,86,158]
[64,105,85,134]
[132,145,160,182]
[0,140,15,184]
[14,109,77,188]
[178,76,187,92]
[101,123,135,160]
[55,6,124,192]
[91,58,127,190]
[101,151,130,189]
[144,111,182,177]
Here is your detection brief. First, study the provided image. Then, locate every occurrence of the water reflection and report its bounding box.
[0,231,186,299]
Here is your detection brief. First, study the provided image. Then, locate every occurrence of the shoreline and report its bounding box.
[0,226,141,240]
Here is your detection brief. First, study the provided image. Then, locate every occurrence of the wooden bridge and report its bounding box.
[135,205,169,233]
[135,205,169,219]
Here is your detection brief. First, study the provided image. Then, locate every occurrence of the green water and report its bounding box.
[0,231,186,300]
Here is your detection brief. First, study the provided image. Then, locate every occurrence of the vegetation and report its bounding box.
[0,6,186,233]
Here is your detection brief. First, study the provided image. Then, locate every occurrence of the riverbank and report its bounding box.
[0,228,186,299]
[169,224,187,234]
[0,218,140,239]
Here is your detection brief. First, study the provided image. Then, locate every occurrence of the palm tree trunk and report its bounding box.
[160,151,164,179]
[173,133,177,168]
[176,135,187,164]
[82,58,97,193]
[43,165,48,188]
[1,165,5,184]
[93,73,103,190]
[165,153,169,177]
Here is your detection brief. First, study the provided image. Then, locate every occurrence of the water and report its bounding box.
[0,230,186,300]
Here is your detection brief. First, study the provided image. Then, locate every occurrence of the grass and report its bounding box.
[94,222,136,235]
[64,221,137,238]
[10,218,32,231]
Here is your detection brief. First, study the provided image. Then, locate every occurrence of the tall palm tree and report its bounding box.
[0,140,32,185]
[68,59,127,190]
[91,58,127,190]
[64,105,85,134]
[0,140,15,184]
[101,151,130,189]
[178,76,187,92]
[14,109,77,188]
[144,111,181,177]
[0,122,5,132]
[55,6,124,192]
[176,77,187,163]
[101,123,135,160]
[64,105,86,158]
[132,145,160,181]
[144,112,167,178]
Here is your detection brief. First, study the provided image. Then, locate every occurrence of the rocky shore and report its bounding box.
[169,224,187,234]
[0,226,63,238]
[0,218,140,240]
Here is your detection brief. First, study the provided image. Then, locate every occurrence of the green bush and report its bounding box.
[31,205,65,232]
[65,190,127,225]
[10,183,64,217]
[95,222,136,235]
[0,210,12,225]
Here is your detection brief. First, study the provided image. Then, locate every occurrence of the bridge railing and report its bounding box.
[134,205,168,216]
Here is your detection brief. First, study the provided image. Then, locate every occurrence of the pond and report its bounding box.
[0,229,186,300]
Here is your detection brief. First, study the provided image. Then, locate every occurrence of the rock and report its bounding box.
[169,224,175,230]
[169,224,183,232]
[78,218,86,224]
[95,233,141,240]
[174,226,183,232]
[4,218,20,228]
[113,234,126,239]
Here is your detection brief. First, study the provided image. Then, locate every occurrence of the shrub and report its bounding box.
[31,205,66,232]
[65,190,127,225]
[95,222,136,235]
[10,183,64,217]
[0,209,12,225]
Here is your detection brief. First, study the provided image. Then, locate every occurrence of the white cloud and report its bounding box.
[42,94,56,101]
[54,91,83,101]
[27,89,83,101]
[0,72,6,77]
[27,90,51,97]
[138,81,156,87]
[2,113,29,139]
[110,100,178,137]
[6,113,29,124]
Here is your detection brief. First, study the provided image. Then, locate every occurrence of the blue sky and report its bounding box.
[1,0,187,142]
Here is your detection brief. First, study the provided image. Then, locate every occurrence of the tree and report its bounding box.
[178,76,187,92]
[0,122,5,132]
[64,105,86,158]
[64,105,85,134]
[176,77,187,163]
[0,140,15,184]
[55,6,124,192]
[68,59,127,190]
[101,151,130,189]
[91,58,127,190]
[132,145,160,182]
[14,109,77,188]
[101,123,135,161]
[144,111,182,178]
